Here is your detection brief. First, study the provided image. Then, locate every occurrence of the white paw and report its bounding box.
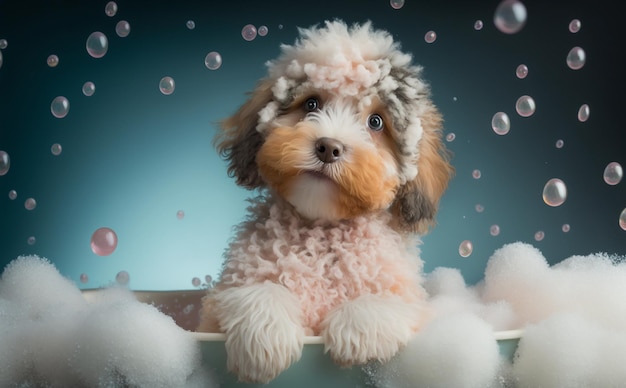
[214,282,304,383]
[321,294,423,366]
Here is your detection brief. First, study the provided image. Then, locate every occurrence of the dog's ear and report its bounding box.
[391,106,453,234]
[214,79,275,189]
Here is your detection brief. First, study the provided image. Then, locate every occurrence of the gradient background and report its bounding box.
[0,0,624,290]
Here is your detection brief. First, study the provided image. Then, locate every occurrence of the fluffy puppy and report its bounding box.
[198,20,453,383]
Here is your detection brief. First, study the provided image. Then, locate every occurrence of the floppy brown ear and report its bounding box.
[391,106,454,234]
[214,79,275,189]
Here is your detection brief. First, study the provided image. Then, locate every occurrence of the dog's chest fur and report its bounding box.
[215,194,425,334]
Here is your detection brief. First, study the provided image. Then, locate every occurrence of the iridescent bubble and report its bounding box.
[278,24,283,30]
[8,190,17,200]
[186,20,196,30]
[116,270,129,285]
[115,20,131,37]
[82,81,95,96]
[446,133,456,142]
[490,224,501,236]
[472,169,482,179]
[176,210,185,219]
[390,0,405,9]
[577,104,590,122]
[205,274,213,284]
[24,197,37,211]
[516,64,528,79]
[534,230,545,241]
[192,277,201,287]
[474,20,484,30]
[0,38,7,49]
[542,178,567,207]
[491,112,510,135]
[566,47,586,70]
[241,24,257,41]
[459,240,473,258]
[90,227,118,256]
[475,204,485,213]
[0,150,9,176]
[603,162,623,185]
[258,25,268,36]
[51,96,70,118]
[27,236,36,245]
[86,32,109,59]
[105,1,117,17]
[159,76,175,95]
[556,139,564,149]
[494,0,527,34]
[80,273,89,283]
[620,208,626,231]
[47,54,59,67]
[562,224,571,233]
[204,51,222,70]
[424,30,437,43]
[51,143,62,156]
[453,96,458,101]
[516,95,536,117]
[569,19,581,33]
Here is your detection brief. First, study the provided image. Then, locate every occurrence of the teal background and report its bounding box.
[1,0,624,290]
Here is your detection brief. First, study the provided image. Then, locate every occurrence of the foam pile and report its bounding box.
[0,255,215,387]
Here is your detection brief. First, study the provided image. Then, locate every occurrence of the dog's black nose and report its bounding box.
[315,137,344,164]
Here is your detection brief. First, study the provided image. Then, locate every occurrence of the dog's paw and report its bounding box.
[215,282,304,383]
[321,294,423,366]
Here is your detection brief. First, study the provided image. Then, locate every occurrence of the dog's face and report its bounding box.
[216,21,453,233]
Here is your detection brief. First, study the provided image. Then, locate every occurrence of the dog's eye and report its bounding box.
[367,114,384,132]
[304,97,320,112]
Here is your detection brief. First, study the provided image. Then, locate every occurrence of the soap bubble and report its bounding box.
[82,81,95,96]
[446,133,456,142]
[474,20,484,30]
[80,273,89,283]
[459,240,473,258]
[47,54,59,67]
[24,198,37,211]
[186,20,196,30]
[0,150,9,176]
[205,274,213,284]
[105,1,117,17]
[51,96,70,118]
[390,0,405,9]
[204,51,222,70]
[51,143,62,156]
[603,162,623,185]
[516,95,536,117]
[27,236,36,245]
[192,277,201,287]
[566,47,586,70]
[494,0,527,34]
[569,19,581,33]
[176,210,185,220]
[620,208,626,231]
[491,112,510,135]
[0,38,7,49]
[241,24,257,41]
[8,190,17,200]
[159,76,175,95]
[516,64,528,79]
[115,20,131,37]
[475,204,485,213]
[542,178,567,207]
[258,25,268,36]
[116,270,129,285]
[90,227,118,256]
[472,169,482,179]
[424,30,437,43]
[534,230,545,241]
[562,224,571,233]
[490,225,501,236]
[86,32,108,59]
[577,104,590,122]
[556,139,564,149]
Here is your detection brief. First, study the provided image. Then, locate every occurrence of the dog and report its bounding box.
[197,20,453,383]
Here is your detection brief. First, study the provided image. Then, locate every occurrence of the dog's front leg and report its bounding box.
[321,294,423,366]
[213,281,304,383]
